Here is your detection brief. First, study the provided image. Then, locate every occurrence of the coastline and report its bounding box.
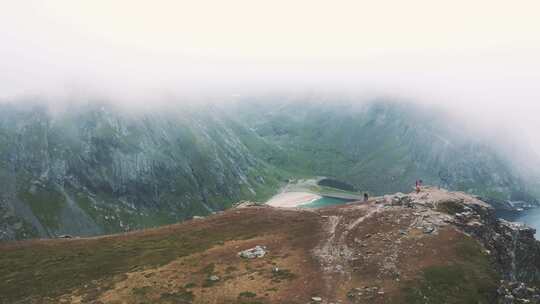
[265,191,322,208]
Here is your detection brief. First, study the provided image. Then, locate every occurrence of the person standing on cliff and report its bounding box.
[363,192,369,202]
[415,180,421,193]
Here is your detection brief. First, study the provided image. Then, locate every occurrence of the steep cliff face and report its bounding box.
[382,188,540,303]
[0,102,281,240]
[450,199,540,284]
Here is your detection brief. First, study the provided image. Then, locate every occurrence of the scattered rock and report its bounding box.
[498,281,540,303]
[238,245,267,259]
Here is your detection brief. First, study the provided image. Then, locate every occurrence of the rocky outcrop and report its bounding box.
[380,187,540,303]
[441,197,540,284]
[497,281,540,303]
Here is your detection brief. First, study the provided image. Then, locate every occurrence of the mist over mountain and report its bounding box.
[1,96,538,241]
[226,97,540,198]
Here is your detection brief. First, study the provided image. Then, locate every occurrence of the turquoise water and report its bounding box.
[516,208,540,239]
[301,196,353,208]
[498,208,540,239]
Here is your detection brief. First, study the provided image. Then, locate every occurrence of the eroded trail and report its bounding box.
[312,203,383,295]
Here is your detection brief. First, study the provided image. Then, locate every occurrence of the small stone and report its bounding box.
[311,296,322,302]
[209,275,220,282]
[423,226,435,234]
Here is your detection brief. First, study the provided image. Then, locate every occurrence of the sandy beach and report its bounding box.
[266,191,322,208]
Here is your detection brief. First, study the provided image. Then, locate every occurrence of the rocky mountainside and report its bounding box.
[0,102,282,240]
[0,98,538,240]
[1,187,539,303]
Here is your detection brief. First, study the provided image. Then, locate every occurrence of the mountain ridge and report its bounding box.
[1,187,539,303]
[0,98,538,240]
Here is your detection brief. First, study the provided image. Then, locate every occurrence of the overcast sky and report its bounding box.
[1,1,540,152]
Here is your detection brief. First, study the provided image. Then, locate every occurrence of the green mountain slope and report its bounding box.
[0,102,283,240]
[225,98,537,201]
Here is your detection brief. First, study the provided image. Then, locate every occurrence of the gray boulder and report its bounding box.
[238,245,267,259]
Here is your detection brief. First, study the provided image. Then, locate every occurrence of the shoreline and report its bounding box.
[265,191,322,208]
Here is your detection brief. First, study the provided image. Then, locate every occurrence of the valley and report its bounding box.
[1,99,538,241]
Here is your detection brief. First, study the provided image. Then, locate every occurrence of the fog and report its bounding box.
[1,1,540,158]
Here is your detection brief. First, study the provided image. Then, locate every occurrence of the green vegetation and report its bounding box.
[239,291,257,298]
[317,178,356,191]
[399,237,499,303]
[306,184,362,197]
[18,186,66,230]
[70,187,176,234]
[159,289,194,303]
[270,268,297,283]
[132,286,152,297]
[200,263,216,276]
[202,278,218,288]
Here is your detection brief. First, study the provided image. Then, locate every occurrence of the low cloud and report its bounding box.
[1,1,539,157]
